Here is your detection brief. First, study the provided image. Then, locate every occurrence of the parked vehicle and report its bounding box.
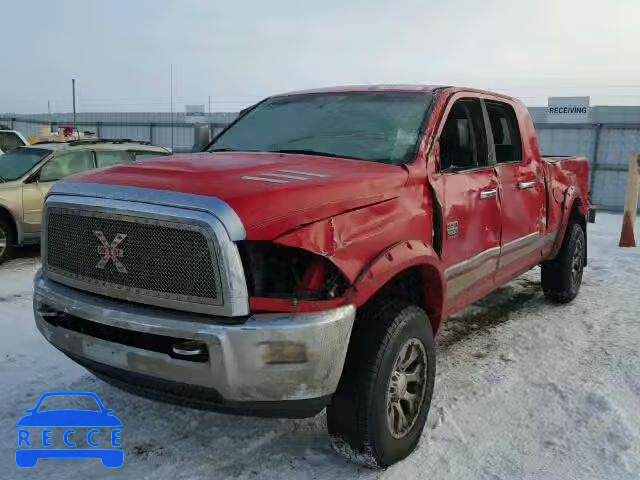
[33,86,593,467]
[0,129,28,154]
[0,140,171,263]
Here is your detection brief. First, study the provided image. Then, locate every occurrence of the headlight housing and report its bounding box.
[237,241,349,300]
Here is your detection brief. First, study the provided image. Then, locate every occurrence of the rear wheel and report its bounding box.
[541,222,586,303]
[0,217,16,265]
[327,301,435,467]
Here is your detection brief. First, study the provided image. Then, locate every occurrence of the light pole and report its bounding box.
[170,65,174,151]
[72,79,77,131]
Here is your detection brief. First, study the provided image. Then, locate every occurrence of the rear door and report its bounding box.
[429,96,501,310]
[484,100,546,280]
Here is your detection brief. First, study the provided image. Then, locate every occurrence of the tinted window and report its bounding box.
[95,150,134,168]
[130,151,171,161]
[485,102,522,163]
[0,131,26,152]
[209,92,433,165]
[439,99,489,171]
[0,147,50,182]
[40,150,94,182]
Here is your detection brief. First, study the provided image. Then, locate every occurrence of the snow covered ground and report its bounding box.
[1,213,638,479]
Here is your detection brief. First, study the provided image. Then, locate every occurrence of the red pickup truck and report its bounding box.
[34,85,592,467]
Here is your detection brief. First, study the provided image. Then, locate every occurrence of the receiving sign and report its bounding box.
[547,97,590,123]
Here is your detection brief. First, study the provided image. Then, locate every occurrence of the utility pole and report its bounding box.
[208,95,211,114]
[72,79,77,130]
[47,99,51,116]
[170,65,174,151]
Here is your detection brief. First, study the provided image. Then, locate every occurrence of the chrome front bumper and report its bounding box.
[33,272,355,417]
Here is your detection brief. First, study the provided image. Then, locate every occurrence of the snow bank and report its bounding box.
[0,214,638,479]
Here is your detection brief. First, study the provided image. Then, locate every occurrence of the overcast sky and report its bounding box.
[3,0,640,113]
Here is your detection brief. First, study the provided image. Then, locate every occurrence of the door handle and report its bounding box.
[479,189,497,199]
[518,181,536,190]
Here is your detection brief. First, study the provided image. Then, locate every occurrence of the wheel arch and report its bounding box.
[549,191,587,262]
[352,240,445,334]
[0,204,20,245]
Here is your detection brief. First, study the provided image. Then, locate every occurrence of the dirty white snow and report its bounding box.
[0,213,638,479]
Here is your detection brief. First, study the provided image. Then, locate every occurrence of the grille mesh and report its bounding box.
[46,208,220,305]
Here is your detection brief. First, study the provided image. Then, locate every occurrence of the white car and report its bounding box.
[0,129,28,154]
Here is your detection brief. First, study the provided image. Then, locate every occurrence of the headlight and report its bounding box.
[237,241,349,300]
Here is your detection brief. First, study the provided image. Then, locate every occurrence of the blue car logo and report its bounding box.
[16,391,123,468]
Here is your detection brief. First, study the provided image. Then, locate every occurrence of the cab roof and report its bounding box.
[277,84,517,102]
[279,84,443,96]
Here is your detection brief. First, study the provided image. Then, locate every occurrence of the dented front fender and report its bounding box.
[273,196,430,283]
[274,197,445,329]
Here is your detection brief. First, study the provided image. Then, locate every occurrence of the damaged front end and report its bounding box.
[237,241,350,306]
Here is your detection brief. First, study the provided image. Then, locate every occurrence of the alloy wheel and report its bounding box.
[385,338,428,439]
[0,225,7,259]
[572,234,585,285]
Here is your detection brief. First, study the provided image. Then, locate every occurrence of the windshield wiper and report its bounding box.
[0,175,7,183]
[270,149,364,161]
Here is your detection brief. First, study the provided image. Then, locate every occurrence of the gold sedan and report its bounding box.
[0,140,171,263]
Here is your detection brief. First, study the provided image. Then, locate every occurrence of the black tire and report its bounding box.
[327,301,436,467]
[0,217,16,265]
[541,222,586,303]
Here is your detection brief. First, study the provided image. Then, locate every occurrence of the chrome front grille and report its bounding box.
[45,207,224,311]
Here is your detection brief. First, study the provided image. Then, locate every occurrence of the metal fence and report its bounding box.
[535,123,640,211]
[2,112,639,211]
[0,116,229,153]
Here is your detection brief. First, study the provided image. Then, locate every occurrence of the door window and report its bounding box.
[129,150,171,161]
[0,131,26,152]
[485,101,522,164]
[39,151,95,182]
[439,99,489,171]
[95,150,134,168]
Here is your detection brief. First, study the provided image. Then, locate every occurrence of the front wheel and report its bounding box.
[541,222,586,303]
[0,217,16,265]
[327,302,435,467]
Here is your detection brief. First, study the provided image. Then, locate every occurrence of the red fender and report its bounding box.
[351,240,446,333]
[549,186,584,259]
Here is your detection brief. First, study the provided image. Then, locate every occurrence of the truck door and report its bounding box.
[429,97,501,311]
[483,100,546,280]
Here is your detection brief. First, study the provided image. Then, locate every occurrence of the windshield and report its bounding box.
[208,92,433,165]
[0,147,50,182]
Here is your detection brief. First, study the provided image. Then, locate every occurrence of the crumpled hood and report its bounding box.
[66,152,408,239]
